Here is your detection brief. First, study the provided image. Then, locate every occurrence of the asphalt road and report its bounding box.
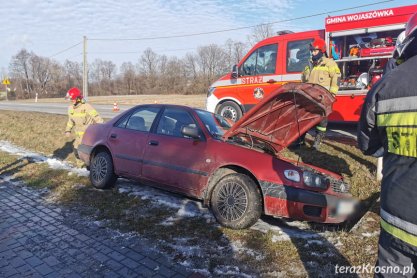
[0,101,358,140]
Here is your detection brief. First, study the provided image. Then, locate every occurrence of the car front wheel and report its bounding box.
[217,101,243,122]
[211,173,262,229]
[90,151,117,189]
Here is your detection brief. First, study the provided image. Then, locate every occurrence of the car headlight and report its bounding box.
[207,87,216,97]
[303,171,329,189]
[284,170,301,182]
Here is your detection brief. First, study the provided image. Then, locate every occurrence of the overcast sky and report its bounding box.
[1,0,414,76]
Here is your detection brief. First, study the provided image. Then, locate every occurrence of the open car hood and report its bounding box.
[222,82,335,153]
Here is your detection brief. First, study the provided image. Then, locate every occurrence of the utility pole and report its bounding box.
[83,36,88,100]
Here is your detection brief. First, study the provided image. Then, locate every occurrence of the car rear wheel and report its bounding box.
[90,151,117,189]
[217,101,243,122]
[211,173,262,229]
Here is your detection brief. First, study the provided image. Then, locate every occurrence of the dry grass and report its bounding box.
[0,109,381,277]
[15,94,207,109]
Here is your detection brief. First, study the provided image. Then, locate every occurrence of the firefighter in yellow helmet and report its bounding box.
[65,87,103,167]
[302,38,341,150]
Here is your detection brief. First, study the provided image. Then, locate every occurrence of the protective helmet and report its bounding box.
[393,31,406,58]
[310,38,326,53]
[66,87,82,100]
[396,12,417,59]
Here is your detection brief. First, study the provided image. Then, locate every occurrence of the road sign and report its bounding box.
[2,79,10,85]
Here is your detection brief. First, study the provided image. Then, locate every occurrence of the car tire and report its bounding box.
[211,173,262,229]
[217,101,243,122]
[89,151,117,189]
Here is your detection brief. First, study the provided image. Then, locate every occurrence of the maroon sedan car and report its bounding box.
[79,83,355,229]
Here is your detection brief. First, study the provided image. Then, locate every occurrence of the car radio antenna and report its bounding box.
[292,90,302,166]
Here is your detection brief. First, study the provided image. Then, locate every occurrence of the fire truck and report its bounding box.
[206,4,417,122]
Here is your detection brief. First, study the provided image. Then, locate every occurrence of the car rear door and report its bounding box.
[141,107,209,196]
[108,106,160,178]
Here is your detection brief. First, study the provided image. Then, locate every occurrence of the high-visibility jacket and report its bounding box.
[358,54,417,252]
[302,57,341,94]
[65,100,103,147]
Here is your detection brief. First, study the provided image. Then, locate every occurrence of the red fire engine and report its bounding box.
[206,4,417,122]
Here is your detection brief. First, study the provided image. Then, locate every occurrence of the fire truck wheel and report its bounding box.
[217,101,242,122]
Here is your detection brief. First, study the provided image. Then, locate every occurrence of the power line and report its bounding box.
[90,0,394,41]
[49,42,82,58]
[88,47,197,55]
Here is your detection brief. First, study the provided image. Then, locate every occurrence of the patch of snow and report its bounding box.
[165,241,203,257]
[117,183,212,221]
[214,265,252,278]
[72,184,86,190]
[362,231,379,237]
[307,239,324,245]
[110,230,138,241]
[0,174,25,186]
[334,240,343,247]
[231,240,265,261]
[0,140,88,176]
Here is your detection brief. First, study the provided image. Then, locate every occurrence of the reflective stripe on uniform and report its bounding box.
[76,131,85,136]
[377,96,417,114]
[381,219,417,247]
[312,66,330,72]
[377,112,417,127]
[329,86,338,93]
[316,126,327,132]
[385,127,417,157]
[89,110,99,117]
[381,208,417,237]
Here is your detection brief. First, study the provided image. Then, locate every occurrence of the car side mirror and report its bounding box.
[181,126,200,140]
[231,65,238,79]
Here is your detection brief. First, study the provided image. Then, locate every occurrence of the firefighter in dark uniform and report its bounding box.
[302,38,341,150]
[358,13,417,277]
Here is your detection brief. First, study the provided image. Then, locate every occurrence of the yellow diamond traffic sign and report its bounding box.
[2,79,10,85]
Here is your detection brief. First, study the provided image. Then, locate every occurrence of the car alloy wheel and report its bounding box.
[216,181,248,221]
[211,173,262,229]
[89,151,117,189]
[91,155,108,184]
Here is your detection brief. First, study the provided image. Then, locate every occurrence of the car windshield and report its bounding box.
[196,109,232,138]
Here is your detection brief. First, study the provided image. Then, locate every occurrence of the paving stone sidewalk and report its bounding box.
[0,181,197,278]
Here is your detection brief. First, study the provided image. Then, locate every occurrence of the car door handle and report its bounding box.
[110,133,117,139]
[148,140,159,146]
[267,79,277,84]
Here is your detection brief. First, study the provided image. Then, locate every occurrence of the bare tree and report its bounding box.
[120,62,137,94]
[63,60,83,88]
[197,44,228,84]
[9,49,34,99]
[247,23,274,46]
[183,53,198,80]
[30,54,52,96]
[224,39,248,69]
[139,48,159,76]
[138,48,160,92]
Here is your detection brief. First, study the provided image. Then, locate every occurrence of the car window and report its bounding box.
[286,39,313,72]
[116,107,160,132]
[196,110,231,138]
[156,108,197,138]
[239,44,278,76]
